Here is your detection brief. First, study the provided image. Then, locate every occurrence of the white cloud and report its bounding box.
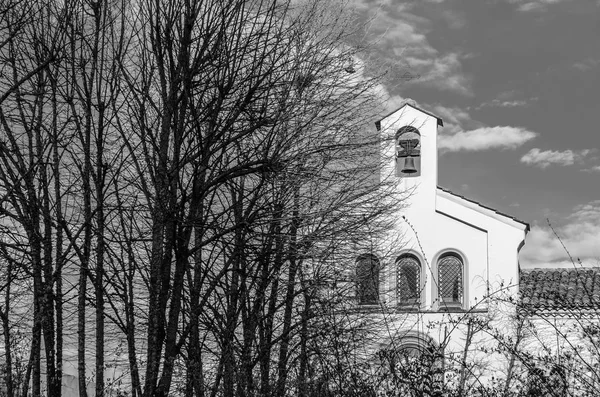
[517,2,545,11]
[520,148,594,168]
[493,100,527,107]
[429,104,538,153]
[520,201,600,267]
[438,126,537,152]
[476,98,538,109]
[509,0,573,12]
[573,58,600,71]
[428,104,482,136]
[583,165,600,173]
[572,201,600,221]
[474,90,538,109]
[363,3,471,95]
[431,105,472,127]
[405,52,471,95]
[381,93,410,114]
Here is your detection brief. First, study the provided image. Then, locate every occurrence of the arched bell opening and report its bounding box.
[396,126,421,177]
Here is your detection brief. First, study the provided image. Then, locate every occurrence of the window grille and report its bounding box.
[356,254,379,304]
[397,255,420,308]
[438,254,463,308]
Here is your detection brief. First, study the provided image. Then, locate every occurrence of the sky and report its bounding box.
[352,0,600,268]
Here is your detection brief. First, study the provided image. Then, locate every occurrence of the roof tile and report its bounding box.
[520,268,600,314]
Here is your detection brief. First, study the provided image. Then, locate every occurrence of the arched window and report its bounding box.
[397,254,421,309]
[437,253,463,309]
[526,365,567,396]
[376,332,444,395]
[356,254,379,305]
[548,365,567,396]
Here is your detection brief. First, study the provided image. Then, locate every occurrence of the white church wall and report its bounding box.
[374,102,526,313]
[351,102,530,393]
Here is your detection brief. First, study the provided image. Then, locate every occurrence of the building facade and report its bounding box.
[360,101,528,311]
[350,102,533,391]
[350,101,600,395]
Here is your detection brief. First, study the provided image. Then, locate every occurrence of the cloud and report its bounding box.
[583,165,600,173]
[517,2,546,11]
[520,201,600,267]
[520,148,595,168]
[491,100,527,107]
[573,58,600,72]
[441,10,466,29]
[476,98,538,109]
[438,126,537,152]
[429,104,485,137]
[431,105,472,127]
[430,104,538,153]
[474,90,538,109]
[381,93,410,114]
[361,2,471,95]
[509,0,573,12]
[405,52,471,95]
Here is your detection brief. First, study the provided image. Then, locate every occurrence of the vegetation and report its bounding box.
[0,0,401,396]
[1,1,598,397]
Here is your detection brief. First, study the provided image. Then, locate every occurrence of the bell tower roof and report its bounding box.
[375,100,444,131]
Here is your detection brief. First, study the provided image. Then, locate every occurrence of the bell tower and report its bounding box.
[375,101,443,212]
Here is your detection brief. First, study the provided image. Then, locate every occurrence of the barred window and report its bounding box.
[438,254,463,308]
[397,254,421,308]
[356,254,379,305]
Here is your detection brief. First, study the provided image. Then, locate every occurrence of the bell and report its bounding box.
[401,156,417,174]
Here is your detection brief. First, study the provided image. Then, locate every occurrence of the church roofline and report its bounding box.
[437,186,530,232]
[375,101,444,131]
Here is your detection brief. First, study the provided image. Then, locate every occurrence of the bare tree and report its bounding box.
[0,1,68,394]
[0,1,408,396]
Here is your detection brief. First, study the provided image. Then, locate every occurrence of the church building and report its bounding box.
[351,101,530,367]
[359,101,529,313]
[351,101,600,394]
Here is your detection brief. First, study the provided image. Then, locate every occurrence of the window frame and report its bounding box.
[436,252,464,311]
[355,253,380,305]
[396,253,422,310]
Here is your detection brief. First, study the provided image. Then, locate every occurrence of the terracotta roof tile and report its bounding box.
[520,268,600,313]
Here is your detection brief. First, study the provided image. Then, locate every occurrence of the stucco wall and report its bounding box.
[373,103,527,313]
[362,103,529,373]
